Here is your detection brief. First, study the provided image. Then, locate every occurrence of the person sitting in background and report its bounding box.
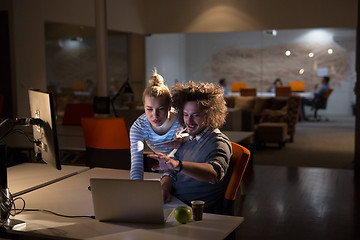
[129,70,183,180]
[267,78,283,93]
[301,76,330,120]
[219,78,230,97]
[148,81,232,214]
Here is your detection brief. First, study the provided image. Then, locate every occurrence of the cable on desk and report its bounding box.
[3,190,94,221]
[1,191,26,227]
[17,209,95,219]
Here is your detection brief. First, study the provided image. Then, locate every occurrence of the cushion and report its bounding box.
[224,96,235,108]
[260,106,288,123]
[234,96,256,110]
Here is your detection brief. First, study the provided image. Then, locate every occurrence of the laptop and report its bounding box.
[90,178,174,224]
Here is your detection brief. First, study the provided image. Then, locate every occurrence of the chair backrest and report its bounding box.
[275,86,292,97]
[315,88,334,109]
[240,87,257,96]
[81,117,131,169]
[231,82,247,92]
[62,103,94,125]
[73,81,86,91]
[81,117,130,149]
[289,81,305,92]
[324,88,333,99]
[224,142,251,201]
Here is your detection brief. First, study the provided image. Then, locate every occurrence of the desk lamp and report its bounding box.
[110,79,134,117]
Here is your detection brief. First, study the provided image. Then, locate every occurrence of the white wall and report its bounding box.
[146,34,186,88]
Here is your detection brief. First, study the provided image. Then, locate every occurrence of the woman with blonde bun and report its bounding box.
[130,70,183,180]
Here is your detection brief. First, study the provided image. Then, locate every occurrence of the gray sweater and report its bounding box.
[172,129,232,213]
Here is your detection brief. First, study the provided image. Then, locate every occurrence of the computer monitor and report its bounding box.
[28,89,61,170]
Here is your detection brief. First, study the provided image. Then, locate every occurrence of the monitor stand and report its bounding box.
[0,122,26,230]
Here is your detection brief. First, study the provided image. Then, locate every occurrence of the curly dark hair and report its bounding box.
[171,81,228,129]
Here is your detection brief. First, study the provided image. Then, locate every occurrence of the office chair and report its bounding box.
[62,103,94,125]
[240,87,257,96]
[311,88,334,121]
[223,142,250,215]
[275,86,292,97]
[231,82,247,92]
[81,117,131,169]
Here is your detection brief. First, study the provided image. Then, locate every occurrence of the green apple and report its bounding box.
[174,206,191,224]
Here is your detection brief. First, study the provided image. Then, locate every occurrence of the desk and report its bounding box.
[7,163,89,197]
[257,91,313,98]
[7,167,244,239]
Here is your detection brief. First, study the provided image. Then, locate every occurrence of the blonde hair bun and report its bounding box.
[149,73,164,87]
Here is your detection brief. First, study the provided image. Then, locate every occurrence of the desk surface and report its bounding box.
[257,91,313,98]
[9,167,244,240]
[7,163,89,196]
[230,91,313,98]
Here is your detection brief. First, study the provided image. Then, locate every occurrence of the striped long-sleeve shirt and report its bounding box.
[129,112,182,180]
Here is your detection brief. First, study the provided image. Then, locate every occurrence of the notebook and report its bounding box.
[90,178,174,224]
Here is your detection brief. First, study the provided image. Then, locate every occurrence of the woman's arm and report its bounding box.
[129,124,146,180]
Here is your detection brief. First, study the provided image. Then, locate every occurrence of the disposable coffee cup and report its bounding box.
[191,200,205,221]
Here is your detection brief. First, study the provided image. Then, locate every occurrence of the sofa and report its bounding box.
[223,95,301,143]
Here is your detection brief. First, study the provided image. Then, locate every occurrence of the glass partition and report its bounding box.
[45,22,129,120]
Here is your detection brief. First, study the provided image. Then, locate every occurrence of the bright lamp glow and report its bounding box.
[298,29,333,43]
[308,52,314,58]
[328,49,333,54]
[285,50,291,56]
[299,69,304,75]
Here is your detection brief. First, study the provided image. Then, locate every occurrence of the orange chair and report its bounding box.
[81,117,131,169]
[231,82,247,92]
[240,87,257,96]
[275,86,292,97]
[62,103,94,125]
[73,81,86,91]
[223,142,251,215]
[290,81,305,92]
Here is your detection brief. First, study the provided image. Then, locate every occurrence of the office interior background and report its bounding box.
[0,0,359,164]
[0,0,357,115]
[1,2,360,239]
